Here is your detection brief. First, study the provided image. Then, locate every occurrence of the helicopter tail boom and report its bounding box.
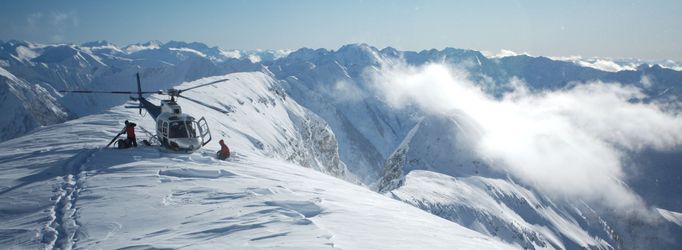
[136,73,143,115]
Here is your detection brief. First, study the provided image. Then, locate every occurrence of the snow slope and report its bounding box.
[2,41,681,249]
[0,66,68,141]
[0,73,514,249]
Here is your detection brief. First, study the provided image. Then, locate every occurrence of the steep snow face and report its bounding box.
[0,67,68,141]
[391,171,682,250]
[0,73,514,250]
[390,171,610,249]
[377,114,496,192]
[270,44,421,184]
[163,72,350,179]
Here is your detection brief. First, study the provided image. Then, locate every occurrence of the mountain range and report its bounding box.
[1,40,681,249]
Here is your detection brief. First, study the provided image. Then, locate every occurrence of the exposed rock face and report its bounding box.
[288,108,350,180]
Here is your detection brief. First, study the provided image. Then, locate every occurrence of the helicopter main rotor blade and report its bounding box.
[59,90,161,94]
[177,94,229,114]
[177,78,230,93]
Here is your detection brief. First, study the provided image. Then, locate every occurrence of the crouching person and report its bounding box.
[217,139,230,160]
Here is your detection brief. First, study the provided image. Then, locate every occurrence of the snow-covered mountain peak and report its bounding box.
[0,40,43,63]
[334,43,383,68]
[336,43,378,54]
[380,46,401,57]
[163,40,211,50]
[285,47,331,62]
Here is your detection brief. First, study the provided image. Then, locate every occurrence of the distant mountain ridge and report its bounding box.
[1,40,681,249]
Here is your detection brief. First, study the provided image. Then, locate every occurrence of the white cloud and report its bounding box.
[640,75,653,88]
[576,59,635,72]
[219,49,241,59]
[26,12,43,28]
[333,80,365,102]
[550,56,639,72]
[51,11,79,27]
[50,34,65,43]
[22,11,78,43]
[487,49,530,58]
[247,54,261,63]
[368,62,682,213]
[168,47,207,57]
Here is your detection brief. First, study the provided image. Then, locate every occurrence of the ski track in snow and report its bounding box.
[43,149,95,250]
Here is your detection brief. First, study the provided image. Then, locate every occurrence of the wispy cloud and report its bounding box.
[368,62,682,214]
[26,12,43,28]
[549,56,639,72]
[22,11,78,42]
[484,49,531,58]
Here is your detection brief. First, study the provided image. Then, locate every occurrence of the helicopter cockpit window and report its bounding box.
[168,120,198,138]
[187,121,197,138]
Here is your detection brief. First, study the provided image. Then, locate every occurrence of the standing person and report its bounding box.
[217,139,230,160]
[123,120,137,147]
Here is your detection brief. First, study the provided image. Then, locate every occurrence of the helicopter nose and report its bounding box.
[171,138,201,152]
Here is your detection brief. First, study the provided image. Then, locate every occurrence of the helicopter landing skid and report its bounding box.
[138,126,161,146]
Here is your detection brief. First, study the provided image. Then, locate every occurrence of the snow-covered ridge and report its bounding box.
[1,40,681,249]
[0,72,514,249]
[392,171,613,249]
[486,48,682,72]
[162,72,350,179]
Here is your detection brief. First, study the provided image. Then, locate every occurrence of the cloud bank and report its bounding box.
[368,62,682,212]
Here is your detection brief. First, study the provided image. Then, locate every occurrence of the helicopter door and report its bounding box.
[161,121,169,137]
[196,117,212,146]
[161,121,169,145]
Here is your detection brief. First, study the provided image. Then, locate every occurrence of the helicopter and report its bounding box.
[59,73,231,152]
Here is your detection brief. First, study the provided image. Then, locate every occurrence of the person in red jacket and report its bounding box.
[123,120,137,147]
[217,139,230,160]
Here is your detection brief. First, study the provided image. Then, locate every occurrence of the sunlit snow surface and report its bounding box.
[0,73,514,249]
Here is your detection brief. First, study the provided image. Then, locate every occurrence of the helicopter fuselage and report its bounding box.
[149,99,211,152]
[60,73,219,153]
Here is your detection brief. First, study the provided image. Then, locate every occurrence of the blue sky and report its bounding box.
[1,0,680,60]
